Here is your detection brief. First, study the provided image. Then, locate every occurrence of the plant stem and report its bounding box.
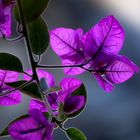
[38,86,54,119]
[37,64,94,73]
[16,0,39,82]
[37,64,82,69]
[52,117,66,131]
[16,0,53,117]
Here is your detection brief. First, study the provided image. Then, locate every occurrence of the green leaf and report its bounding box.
[14,0,49,23]
[7,81,42,100]
[71,84,87,97]
[0,115,29,137]
[27,17,50,55]
[67,84,87,118]
[66,127,87,140]
[0,53,23,72]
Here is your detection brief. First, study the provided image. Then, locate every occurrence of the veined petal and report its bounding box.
[29,93,58,112]
[0,70,20,106]
[62,58,90,75]
[29,109,54,140]
[8,116,45,140]
[8,110,54,140]
[94,73,114,92]
[0,87,21,106]
[63,95,85,114]
[105,55,139,84]
[50,28,84,58]
[59,78,81,101]
[50,28,88,75]
[29,109,51,127]
[0,70,18,84]
[58,78,86,115]
[29,99,47,112]
[85,15,124,58]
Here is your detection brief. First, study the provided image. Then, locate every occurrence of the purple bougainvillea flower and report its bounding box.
[0,70,21,106]
[50,28,90,75]
[29,99,48,112]
[92,55,139,92]
[8,109,54,140]
[84,15,124,58]
[23,69,58,111]
[105,55,139,84]
[23,70,86,116]
[83,15,138,92]
[58,77,86,115]
[50,15,138,92]
[0,0,15,37]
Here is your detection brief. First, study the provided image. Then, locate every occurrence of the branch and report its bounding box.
[36,57,93,70]
[16,0,54,119]
[37,61,93,73]
[16,0,39,83]
[38,86,54,120]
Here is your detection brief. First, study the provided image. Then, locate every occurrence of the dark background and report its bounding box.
[0,0,140,139]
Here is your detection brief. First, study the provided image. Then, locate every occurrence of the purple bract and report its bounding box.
[0,0,15,37]
[8,109,54,140]
[0,70,21,106]
[50,15,138,92]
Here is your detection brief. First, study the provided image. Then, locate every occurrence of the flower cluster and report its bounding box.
[0,1,138,139]
[23,70,86,117]
[50,15,138,92]
[0,70,86,139]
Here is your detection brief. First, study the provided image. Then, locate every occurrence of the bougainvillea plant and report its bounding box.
[0,0,138,140]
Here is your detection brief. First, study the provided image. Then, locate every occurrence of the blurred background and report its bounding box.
[0,0,140,139]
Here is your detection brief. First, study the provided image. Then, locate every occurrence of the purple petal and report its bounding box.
[29,94,58,112]
[8,116,45,140]
[105,55,139,84]
[8,110,54,140]
[50,28,84,58]
[23,69,55,88]
[91,52,114,70]
[0,70,21,106]
[64,95,85,114]
[29,99,47,112]
[0,70,18,84]
[58,78,85,114]
[29,109,50,126]
[50,28,88,75]
[62,58,90,75]
[85,15,124,57]
[0,89,21,106]
[47,92,58,109]
[58,78,81,102]
[0,2,14,37]
[29,109,54,140]
[94,73,114,92]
